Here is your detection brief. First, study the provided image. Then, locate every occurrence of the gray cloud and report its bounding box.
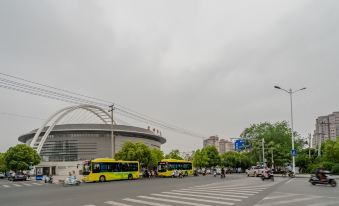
[1,0,339,153]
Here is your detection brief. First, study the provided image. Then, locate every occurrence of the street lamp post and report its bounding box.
[274,86,306,175]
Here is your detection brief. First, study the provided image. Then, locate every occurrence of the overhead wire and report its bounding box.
[0,73,206,139]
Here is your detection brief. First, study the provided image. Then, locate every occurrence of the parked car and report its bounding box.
[247,166,265,177]
[8,172,27,181]
[0,173,5,179]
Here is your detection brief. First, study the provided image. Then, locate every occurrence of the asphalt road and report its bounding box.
[0,175,338,206]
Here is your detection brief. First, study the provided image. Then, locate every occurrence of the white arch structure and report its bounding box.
[30,104,115,154]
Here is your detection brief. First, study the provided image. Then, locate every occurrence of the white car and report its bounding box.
[247,166,265,177]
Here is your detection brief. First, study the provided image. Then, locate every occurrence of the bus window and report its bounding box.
[129,163,138,171]
[100,163,108,172]
[112,163,120,172]
[121,163,129,172]
[93,163,100,173]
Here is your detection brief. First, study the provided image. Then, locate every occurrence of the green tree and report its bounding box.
[240,121,301,167]
[204,145,220,167]
[4,144,40,171]
[114,141,153,167]
[149,148,164,168]
[0,153,7,172]
[165,149,183,160]
[323,138,339,163]
[192,149,209,168]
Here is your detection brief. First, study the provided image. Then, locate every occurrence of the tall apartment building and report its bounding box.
[313,112,339,148]
[203,136,234,153]
[203,136,219,151]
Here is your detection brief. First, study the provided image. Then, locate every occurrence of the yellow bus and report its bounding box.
[157,159,193,177]
[82,158,140,182]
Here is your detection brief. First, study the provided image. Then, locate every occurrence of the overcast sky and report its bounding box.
[0,0,339,153]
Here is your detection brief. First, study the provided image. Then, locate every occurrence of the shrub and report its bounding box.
[331,164,339,175]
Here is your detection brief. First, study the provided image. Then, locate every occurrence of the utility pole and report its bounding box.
[271,148,274,170]
[308,134,311,159]
[274,86,306,175]
[262,138,265,166]
[109,104,115,158]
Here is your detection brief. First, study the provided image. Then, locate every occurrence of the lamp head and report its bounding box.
[274,86,281,89]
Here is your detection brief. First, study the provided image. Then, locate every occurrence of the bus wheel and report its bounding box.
[128,174,133,180]
[99,175,106,182]
[185,171,188,177]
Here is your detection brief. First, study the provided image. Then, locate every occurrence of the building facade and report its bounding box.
[313,111,339,148]
[17,104,166,176]
[204,136,234,153]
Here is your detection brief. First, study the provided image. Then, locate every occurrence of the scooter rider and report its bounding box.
[315,165,325,181]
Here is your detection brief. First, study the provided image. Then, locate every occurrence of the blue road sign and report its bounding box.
[292,149,297,157]
[234,139,245,151]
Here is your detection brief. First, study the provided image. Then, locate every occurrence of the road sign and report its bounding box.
[291,149,297,157]
[234,139,245,151]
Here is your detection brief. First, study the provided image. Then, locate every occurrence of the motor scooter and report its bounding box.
[309,171,337,187]
[261,170,274,181]
[63,176,80,186]
[45,175,53,184]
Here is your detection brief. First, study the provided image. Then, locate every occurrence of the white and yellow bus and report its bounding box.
[157,159,193,177]
[82,158,140,182]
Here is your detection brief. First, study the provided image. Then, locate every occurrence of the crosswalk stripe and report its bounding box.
[172,190,249,198]
[124,198,172,206]
[255,197,319,206]
[23,183,32,186]
[32,183,42,186]
[202,188,261,193]
[151,193,234,205]
[105,201,133,206]
[162,191,242,202]
[138,195,212,206]
[184,187,259,193]
[3,185,10,188]
[83,205,96,206]
[13,184,22,187]
[263,193,299,200]
[188,186,263,192]
[180,188,256,195]
[199,185,271,190]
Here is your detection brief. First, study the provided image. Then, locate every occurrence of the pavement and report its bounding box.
[0,174,338,206]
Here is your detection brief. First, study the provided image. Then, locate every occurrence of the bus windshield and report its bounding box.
[82,161,91,175]
[158,162,168,172]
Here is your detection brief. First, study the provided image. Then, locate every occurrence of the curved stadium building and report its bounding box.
[18,105,166,175]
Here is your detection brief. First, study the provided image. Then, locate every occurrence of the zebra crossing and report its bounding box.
[82,179,281,206]
[254,191,339,206]
[0,182,44,189]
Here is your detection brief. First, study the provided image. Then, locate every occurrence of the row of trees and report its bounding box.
[296,137,339,174]
[0,144,41,172]
[192,145,253,169]
[114,142,186,168]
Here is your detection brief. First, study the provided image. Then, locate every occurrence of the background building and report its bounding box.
[313,111,339,148]
[18,105,166,176]
[204,136,234,153]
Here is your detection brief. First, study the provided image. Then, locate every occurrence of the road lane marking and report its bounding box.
[172,190,249,198]
[124,198,172,206]
[255,197,320,206]
[196,185,270,190]
[161,191,241,202]
[3,185,10,188]
[151,193,234,205]
[285,178,294,184]
[83,205,96,206]
[32,183,42,185]
[13,184,22,187]
[138,195,212,206]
